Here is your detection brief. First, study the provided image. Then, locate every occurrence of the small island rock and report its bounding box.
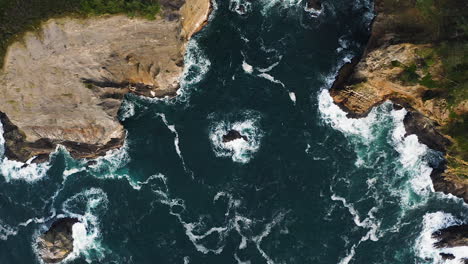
[222,130,248,143]
[36,218,80,263]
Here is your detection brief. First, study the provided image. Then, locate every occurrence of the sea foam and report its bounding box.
[60,188,109,263]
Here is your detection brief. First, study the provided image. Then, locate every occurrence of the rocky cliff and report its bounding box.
[330,0,468,202]
[0,0,211,162]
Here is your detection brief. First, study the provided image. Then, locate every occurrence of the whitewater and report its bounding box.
[0,0,467,264]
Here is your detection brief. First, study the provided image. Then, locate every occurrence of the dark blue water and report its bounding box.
[1,1,467,263]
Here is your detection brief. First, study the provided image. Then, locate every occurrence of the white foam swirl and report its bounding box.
[61,188,109,263]
[209,113,263,163]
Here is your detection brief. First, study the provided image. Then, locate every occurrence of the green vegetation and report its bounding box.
[0,0,160,67]
[444,114,468,160]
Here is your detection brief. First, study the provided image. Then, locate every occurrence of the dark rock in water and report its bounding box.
[403,111,451,153]
[87,160,98,166]
[307,0,322,10]
[36,218,80,263]
[439,253,455,260]
[222,130,248,143]
[432,224,468,249]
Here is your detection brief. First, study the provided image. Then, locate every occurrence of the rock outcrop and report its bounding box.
[0,0,211,162]
[432,224,468,263]
[330,0,468,202]
[433,224,468,248]
[36,218,79,263]
[222,130,248,143]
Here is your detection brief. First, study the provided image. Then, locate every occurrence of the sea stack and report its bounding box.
[36,218,80,263]
[222,130,248,143]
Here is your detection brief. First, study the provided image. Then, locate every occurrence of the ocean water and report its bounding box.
[1,1,467,263]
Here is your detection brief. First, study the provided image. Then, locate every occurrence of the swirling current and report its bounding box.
[1,0,467,263]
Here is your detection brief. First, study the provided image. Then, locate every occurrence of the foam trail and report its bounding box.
[415,212,467,264]
[257,60,281,73]
[0,120,4,157]
[157,114,193,177]
[252,212,287,264]
[138,176,285,261]
[242,61,254,74]
[331,194,380,264]
[257,73,285,87]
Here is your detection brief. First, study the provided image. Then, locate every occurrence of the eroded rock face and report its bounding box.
[329,0,468,202]
[36,218,79,263]
[432,224,468,249]
[222,130,248,143]
[0,0,211,162]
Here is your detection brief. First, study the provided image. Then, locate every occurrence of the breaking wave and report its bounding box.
[415,212,467,264]
[177,39,212,102]
[60,188,108,263]
[0,121,50,183]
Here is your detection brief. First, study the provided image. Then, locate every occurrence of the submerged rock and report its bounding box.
[222,130,248,143]
[439,253,455,260]
[36,218,80,263]
[306,0,322,11]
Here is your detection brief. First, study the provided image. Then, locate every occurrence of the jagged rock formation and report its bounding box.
[36,218,79,263]
[432,224,468,263]
[0,0,211,162]
[433,224,468,248]
[330,0,468,202]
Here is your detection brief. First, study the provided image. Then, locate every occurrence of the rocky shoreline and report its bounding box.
[0,0,211,163]
[330,0,467,203]
[331,0,468,259]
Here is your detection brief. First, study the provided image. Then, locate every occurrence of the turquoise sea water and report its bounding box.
[1,1,467,263]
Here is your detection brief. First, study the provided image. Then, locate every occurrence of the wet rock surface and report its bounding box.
[432,224,468,249]
[329,0,468,202]
[36,218,80,263]
[222,130,248,143]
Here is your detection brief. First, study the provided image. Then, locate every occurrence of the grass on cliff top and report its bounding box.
[391,40,467,163]
[0,0,160,67]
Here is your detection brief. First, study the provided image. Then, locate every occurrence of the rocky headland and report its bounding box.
[330,0,468,202]
[0,0,211,163]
